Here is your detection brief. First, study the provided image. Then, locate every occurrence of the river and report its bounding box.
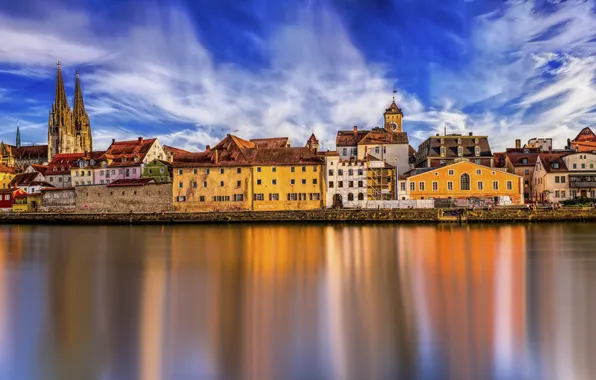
[0,223,594,380]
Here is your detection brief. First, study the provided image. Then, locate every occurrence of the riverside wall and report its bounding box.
[2,208,596,225]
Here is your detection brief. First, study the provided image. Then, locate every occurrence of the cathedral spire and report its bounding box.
[16,120,21,149]
[73,71,86,115]
[54,61,69,110]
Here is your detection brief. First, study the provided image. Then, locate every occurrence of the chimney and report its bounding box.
[353,126,358,137]
[111,138,115,145]
[468,132,473,136]
[515,139,521,149]
[205,145,211,151]
[567,138,571,150]
[436,133,439,137]
[138,137,144,145]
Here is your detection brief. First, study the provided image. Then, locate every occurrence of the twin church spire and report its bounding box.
[48,61,92,161]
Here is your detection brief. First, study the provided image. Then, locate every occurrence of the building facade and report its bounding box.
[532,152,596,202]
[142,159,172,183]
[0,164,15,189]
[403,161,524,205]
[9,172,53,194]
[324,154,368,208]
[48,62,92,161]
[569,127,596,152]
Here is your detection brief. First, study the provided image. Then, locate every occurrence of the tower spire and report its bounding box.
[73,71,86,115]
[54,61,69,109]
[16,120,21,149]
[72,70,93,153]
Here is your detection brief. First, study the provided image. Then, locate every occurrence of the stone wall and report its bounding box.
[75,183,173,213]
[40,188,76,212]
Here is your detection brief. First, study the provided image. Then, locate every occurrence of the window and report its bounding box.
[419,182,425,191]
[203,181,207,188]
[192,181,197,188]
[338,169,344,176]
[313,179,318,185]
[348,181,354,188]
[272,167,276,173]
[310,193,321,201]
[448,181,453,191]
[555,190,560,198]
[507,181,512,190]
[220,168,224,174]
[525,169,530,175]
[270,193,279,201]
[206,168,210,175]
[257,179,262,185]
[592,164,594,169]
[458,146,463,157]
[358,169,363,175]
[493,181,499,190]
[401,182,406,191]
[338,181,343,188]
[561,176,566,183]
[272,179,277,185]
[193,169,198,175]
[375,147,380,154]
[213,196,231,202]
[383,146,387,154]
[358,193,364,200]
[119,169,123,174]
[132,169,136,174]
[555,176,560,183]
[100,180,104,185]
[236,168,241,174]
[460,173,470,190]
[432,182,438,191]
[475,146,480,156]
[573,163,577,169]
[582,163,586,169]
[178,182,183,188]
[329,181,334,188]
[178,169,183,175]
[571,190,577,198]
[177,196,186,202]
[254,194,264,201]
[448,169,454,176]
[302,166,306,172]
[358,180,363,187]
[348,193,354,201]
[476,169,482,175]
[410,182,415,191]
[342,148,347,156]
[478,181,484,190]
[199,196,205,202]
[291,179,295,185]
[328,169,334,175]
[237,180,241,187]
[233,194,244,202]
[348,169,354,176]
[288,193,298,201]
[440,146,446,156]
[300,179,306,185]
[257,167,262,173]
[220,181,224,187]
[561,190,566,198]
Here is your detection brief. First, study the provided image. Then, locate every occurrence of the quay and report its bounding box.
[2,208,596,225]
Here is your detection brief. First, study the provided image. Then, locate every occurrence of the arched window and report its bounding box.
[358,193,364,201]
[460,173,470,190]
[348,193,354,201]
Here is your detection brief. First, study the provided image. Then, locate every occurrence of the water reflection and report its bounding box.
[0,223,595,379]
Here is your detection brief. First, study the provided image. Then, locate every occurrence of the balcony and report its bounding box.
[569,175,596,188]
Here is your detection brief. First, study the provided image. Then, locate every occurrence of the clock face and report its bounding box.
[389,122,398,131]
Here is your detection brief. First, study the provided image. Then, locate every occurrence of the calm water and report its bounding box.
[0,223,595,380]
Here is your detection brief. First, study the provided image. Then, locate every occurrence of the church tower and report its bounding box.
[16,120,21,149]
[72,71,92,153]
[48,61,73,161]
[384,93,403,133]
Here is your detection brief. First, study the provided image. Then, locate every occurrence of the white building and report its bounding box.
[324,153,368,208]
[532,152,596,202]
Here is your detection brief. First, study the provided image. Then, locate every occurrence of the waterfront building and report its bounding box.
[172,134,325,212]
[142,159,172,183]
[569,127,596,152]
[324,153,368,208]
[336,99,410,175]
[0,164,16,189]
[45,153,88,188]
[70,151,105,186]
[12,192,41,212]
[48,62,92,161]
[532,152,596,202]
[9,172,53,194]
[413,133,493,168]
[75,179,172,213]
[40,188,76,213]
[0,188,25,211]
[403,160,524,205]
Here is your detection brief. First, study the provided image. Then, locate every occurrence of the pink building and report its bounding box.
[94,162,143,185]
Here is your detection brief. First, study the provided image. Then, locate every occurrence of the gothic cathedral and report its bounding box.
[48,61,92,161]
[384,97,403,133]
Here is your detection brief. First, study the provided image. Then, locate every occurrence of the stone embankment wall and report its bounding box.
[75,184,173,213]
[2,207,596,225]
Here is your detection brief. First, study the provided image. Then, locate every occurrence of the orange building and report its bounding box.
[404,160,524,205]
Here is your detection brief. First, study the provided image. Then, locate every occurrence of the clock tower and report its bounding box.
[384,96,403,133]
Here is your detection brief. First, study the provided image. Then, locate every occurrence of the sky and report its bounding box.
[1,0,596,152]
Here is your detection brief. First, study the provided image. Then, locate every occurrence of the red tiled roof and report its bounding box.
[107,178,155,187]
[163,145,190,159]
[506,152,539,167]
[493,152,507,168]
[9,172,43,187]
[251,137,290,148]
[539,153,568,173]
[101,138,157,161]
[245,147,324,165]
[358,129,409,145]
[336,129,369,147]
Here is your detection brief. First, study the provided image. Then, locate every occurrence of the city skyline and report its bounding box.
[1,0,596,152]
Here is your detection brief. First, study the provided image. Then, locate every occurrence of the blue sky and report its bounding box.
[1,0,596,152]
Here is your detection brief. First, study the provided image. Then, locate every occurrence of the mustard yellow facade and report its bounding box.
[252,163,325,211]
[406,161,524,205]
[0,169,15,189]
[12,193,41,212]
[172,165,253,212]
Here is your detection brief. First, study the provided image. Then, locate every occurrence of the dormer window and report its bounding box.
[458,146,463,157]
[457,138,462,144]
[521,158,528,164]
[134,156,139,162]
[552,162,559,169]
[122,157,126,162]
[440,138,444,144]
[474,138,479,144]
[440,146,446,157]
[475,146,480,156]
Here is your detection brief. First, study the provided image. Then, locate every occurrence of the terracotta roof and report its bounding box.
[30,164,48,173]
[244,147,323,165]
[408,145,416,156]
[336,129,369,147]
[108,161,143,168]
[163,145,190,159]
[0,163,16,173]
[9,172,43,187]
[385,100,403,114]
[538,153,568,173]
[250,137,290,148]
[359,129,409,145]
[493,152,507,168]
[572,127,596,143]
[2,144,48,160]
[505,152,539,167]
[101,138,157,161]
[107,178,155,187]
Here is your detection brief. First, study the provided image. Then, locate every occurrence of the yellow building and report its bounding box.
[404,161,524,205]
[0,164,16,189]
[12,192,41,212]
[172,134,325,212]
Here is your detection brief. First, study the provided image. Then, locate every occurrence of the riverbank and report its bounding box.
[2,208,596,224]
